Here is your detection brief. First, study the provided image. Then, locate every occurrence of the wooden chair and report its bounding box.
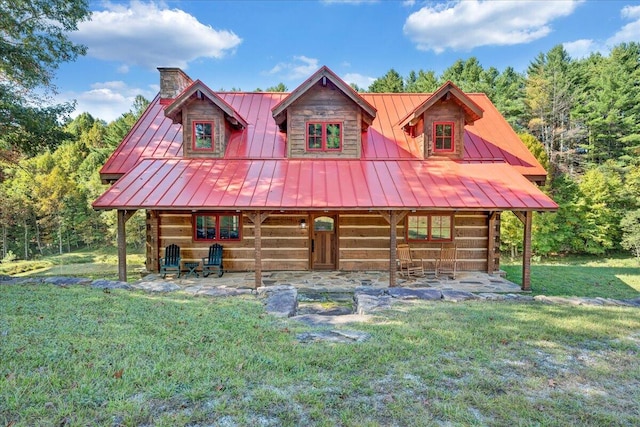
[159,244,181,278]
[437,244,457,279]
[202,243,224,277]
[396,243,425,277]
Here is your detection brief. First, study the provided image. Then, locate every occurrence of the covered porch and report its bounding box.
[132,269,523,295]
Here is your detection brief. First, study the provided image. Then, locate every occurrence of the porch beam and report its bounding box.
[246,211,271,289]
[117,209,137,282]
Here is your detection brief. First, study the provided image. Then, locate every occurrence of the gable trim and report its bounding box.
[271,66,377,127]
[164,80,248,128]
[397,81,484,129]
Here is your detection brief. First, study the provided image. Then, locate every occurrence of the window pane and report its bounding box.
[326,123,341,149]
[314,216,334,231]
[307,123,322,149]
[196,215,216,240]
[407,215,428,240]
[195,122,213,149]
[435,123,453,151]
[431,215,451,240]
[219,215,240,240]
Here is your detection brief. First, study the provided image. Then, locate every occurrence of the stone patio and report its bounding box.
[132,270,523,295]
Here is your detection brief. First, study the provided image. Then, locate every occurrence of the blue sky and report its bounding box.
[54,0,640,122]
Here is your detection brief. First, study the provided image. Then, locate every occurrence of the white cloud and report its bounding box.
[606,4,640,46]
[563,39,596,59]
[70,1,242,70]
[563,4,640,59]
[342,72,375,89]
[267,56,319,80]
[403,0,582,53]
[60,80,157,122]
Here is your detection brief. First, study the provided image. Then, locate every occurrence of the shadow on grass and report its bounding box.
[502,264,640,299]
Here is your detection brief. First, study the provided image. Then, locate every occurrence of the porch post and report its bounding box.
[247,211,270,290]
[522,211,533,291]
[389,211,397,287]
[513,211,533,291]
[117,209,137,282]
[379,210,408,288]
[487,212,498,274]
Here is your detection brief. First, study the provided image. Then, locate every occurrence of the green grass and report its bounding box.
[1,284,639,426]
[503,255,640,299]
[0,246,145,281]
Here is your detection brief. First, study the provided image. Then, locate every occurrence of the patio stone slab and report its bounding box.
[296,330,371,344]
[441,290,480,302]
[257,285,298,318]
[91,279,132,290]
[44,277,92,287]
[388,288,442,300]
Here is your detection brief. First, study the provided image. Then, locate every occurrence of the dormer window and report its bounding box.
[193,121,214,150]
[307,122,342,151]
[433,122,454,152]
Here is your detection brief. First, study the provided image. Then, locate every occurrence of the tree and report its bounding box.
[265,83,287,92]
[406,69,438,93]
[525,46,575,161]
[577,43,640,165]
[369,69,404,93]
[0,0,91,155]
[620,210,640,261]
[494,67,526,130]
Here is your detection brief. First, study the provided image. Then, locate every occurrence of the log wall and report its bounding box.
[151,210,495,273]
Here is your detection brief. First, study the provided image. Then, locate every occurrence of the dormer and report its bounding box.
[163,78,247,158]
[272,66,376,159]
[398,81,483,160]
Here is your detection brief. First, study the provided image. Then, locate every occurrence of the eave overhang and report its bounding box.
[93,158,558,213]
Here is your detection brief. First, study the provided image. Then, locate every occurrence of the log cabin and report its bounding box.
[93,66,557,289]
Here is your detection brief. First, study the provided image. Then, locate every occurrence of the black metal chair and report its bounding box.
[202,243,224,277]
[159,244,181,278]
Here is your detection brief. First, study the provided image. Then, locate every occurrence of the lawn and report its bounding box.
[1,251,639,425]
[0,247,146,282]
[503,254,640,299]
[1,282,639,426]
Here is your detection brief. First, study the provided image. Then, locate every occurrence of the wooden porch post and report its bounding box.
[487,212,498,274]
[379,210,408,288]
[389,211,397,287]
[117,209,137,282]
[246,211,270,290]
[514,211,533,291]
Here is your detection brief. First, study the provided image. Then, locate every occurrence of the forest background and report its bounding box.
[1,10,640,264]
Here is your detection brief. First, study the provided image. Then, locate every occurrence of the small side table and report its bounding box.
[183,261,200,278]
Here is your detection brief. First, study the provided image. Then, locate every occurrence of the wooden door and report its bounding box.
[312,215,336,270]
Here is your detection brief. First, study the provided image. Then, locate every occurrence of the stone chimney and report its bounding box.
[157,67,193,100]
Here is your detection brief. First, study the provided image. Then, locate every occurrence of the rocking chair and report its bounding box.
[437,244,458,279]
[396,243,425,277]
[159,244,181,278]
[202,243,224,277]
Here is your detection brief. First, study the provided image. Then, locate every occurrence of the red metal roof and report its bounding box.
[93,158,557,211]
[99,91,547,180]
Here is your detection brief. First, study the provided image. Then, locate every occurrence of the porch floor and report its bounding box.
[138,270,523,294]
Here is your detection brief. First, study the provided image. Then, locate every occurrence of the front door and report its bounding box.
[312,215,336,270]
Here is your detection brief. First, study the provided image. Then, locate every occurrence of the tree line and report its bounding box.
[0,1,638,261]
